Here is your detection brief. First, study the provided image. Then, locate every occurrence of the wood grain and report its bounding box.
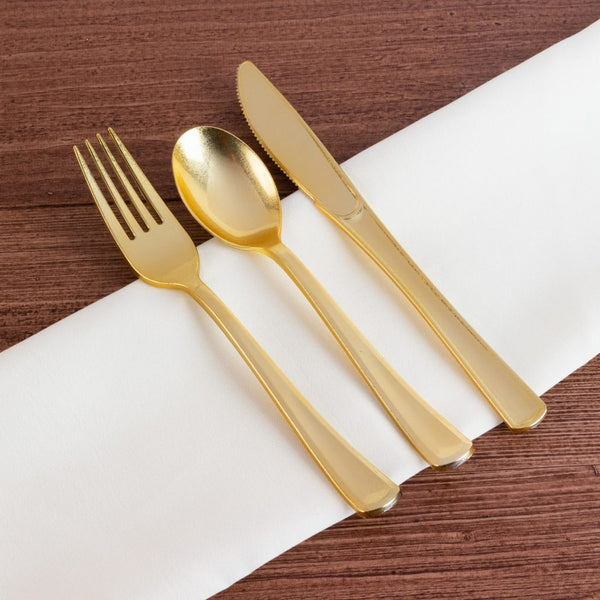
[1,2,599,598]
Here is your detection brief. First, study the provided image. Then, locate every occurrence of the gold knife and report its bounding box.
[237,60,546,432]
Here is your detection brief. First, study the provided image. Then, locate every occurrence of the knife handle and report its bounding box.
[333,202,546,431]
[266,243,473,470]
[187,279,399,517]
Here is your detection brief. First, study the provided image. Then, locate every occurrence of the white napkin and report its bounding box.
[2,20,600,600]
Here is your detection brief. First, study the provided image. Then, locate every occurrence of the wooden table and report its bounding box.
[2,2,599,598]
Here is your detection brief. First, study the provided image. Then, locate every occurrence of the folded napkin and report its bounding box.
[2,20,600,600]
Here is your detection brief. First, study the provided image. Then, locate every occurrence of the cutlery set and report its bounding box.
[74,62,546,517]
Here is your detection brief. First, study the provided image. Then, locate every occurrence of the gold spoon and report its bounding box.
[172,126,474,470]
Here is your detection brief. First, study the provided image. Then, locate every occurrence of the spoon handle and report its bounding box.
[266,243,473,470]
[330,203,547,432]
[186,279,399,517]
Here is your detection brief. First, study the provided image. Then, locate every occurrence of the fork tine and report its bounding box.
[108,127,171,222]
[84,139,143,237]
[74,145,132,249]
[96,133,156,229]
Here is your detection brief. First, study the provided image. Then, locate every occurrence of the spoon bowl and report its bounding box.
[173,126,281,249]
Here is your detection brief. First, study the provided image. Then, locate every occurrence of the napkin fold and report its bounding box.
[1,20,600,600]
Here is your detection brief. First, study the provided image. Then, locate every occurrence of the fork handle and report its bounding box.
[331,202,546,431]
[185,279,399,517]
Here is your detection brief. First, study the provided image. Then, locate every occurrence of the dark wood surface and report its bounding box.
[1,2,599,598]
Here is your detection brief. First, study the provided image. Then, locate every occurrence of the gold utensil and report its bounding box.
[172,126,473,470]
[236,61,547,432]
[74,128,399,518]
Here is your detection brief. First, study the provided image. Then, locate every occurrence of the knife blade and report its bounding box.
[237,60,546,431]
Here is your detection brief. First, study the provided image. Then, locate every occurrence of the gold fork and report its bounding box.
[73,128,400,517]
